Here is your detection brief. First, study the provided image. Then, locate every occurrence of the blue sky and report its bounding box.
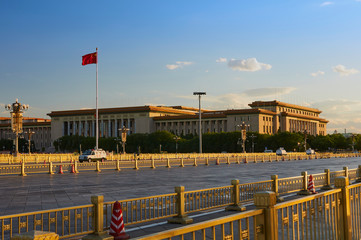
[1,0,361,134]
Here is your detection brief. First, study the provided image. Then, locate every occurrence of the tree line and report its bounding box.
[51,131,361,154]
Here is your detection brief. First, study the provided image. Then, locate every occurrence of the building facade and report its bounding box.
[0,117,52,151]
[47,100,328,145]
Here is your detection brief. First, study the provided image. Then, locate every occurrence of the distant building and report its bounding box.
[47,100,328,145]
[0,117,52,151]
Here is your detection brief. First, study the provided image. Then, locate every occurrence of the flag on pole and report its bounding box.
[82,52,97,65]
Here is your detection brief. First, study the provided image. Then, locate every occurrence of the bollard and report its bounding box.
[49,162,54,174]
[96,161,101,172]
[167,186,193,224]
[180,157,184,167]
[20,161,27,176]
[116,159,120,171]
[133,156,139,170]
[74,161,79,173]
[225,179,246,211]
[167,158,171,168]
[151,156,155,169]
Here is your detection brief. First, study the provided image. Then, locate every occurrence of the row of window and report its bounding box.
[279,107,318,117]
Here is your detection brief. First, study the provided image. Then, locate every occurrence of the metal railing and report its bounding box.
[2,166,361,239]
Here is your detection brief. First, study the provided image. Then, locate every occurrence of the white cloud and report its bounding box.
[216,57,227,63]
[166,64,180,70]
[228,58,272,72]
[310,70,325,77]
[332,64,359,76]
[320,2,334,6]
[166,61,193,70]
[243,87,296,97]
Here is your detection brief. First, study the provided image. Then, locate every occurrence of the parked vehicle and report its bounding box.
[276,147,287,156]
[306,148,315,155]
[79,149,107,162]
[264,150,273,153]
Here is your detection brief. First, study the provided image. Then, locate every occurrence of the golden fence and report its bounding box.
[133,178,360,240]
[1,166,361,239]
[0,152,359,165]
[0,152,360,176]
[0,204,93,239]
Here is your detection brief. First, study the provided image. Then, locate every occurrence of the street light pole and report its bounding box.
[303,129,308,151]
[23,129,35,154]
[193,92,206,154]
[237,122,250,153]
[5,99,29,157]
[173,136,180,153]
[119,126,130,154]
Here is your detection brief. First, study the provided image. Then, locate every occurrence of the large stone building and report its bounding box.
[0,117,52,151]
[47,100,328,144]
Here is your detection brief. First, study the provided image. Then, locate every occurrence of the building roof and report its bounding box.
[249,100,322,113]
[153,113,227,121]
[225,108,277,115]
[47,105,197,117]
[280,112,329,123]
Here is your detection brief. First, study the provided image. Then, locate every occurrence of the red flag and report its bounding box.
[82,52,97,65]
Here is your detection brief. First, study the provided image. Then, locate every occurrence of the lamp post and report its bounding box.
[249,134,256,153]
[23,129,35,154]
[173,136,180,153]
[119,126,130,154]
[5,99,29,156]
[237,122,250,153]
[193,92,206,154]
[303,129,308,151]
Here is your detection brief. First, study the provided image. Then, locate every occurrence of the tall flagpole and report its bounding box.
[96,48,99,150]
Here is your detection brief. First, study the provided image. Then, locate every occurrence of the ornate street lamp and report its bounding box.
[303,129,308,151]
[193,92,206,154]
[23,129,35,154]
[173,136,180,153]
[5,99,29,156]
[237,122,250,153]
[119,126,130,154]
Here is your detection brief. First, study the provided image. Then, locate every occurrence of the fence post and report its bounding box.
[236,155,240,164]
[271,175,284,202]
[167,158,171,168]
[225,179,246,211]
[74,161,79,173]
[343,166,349,179]
[83,195,112,240]
[115,159,120,171]
[355,165,361,183]
[49,162,54,174]
[20,161,27,176]
[226,156,230,164]
[134,156,139,170]
[321,169,333,190]
[96,161,101,172]
[205,156,209,165]
[167,186,193,224]
[254,191,277,240]
[151,156,155,169]
[335,176,352,240]
[298,171,311,195]
[180,157,184,167]
[193,157,198,166]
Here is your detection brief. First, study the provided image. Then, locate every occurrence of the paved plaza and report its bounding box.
[0,156,360,216]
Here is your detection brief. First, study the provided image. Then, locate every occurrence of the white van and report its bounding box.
[306,148,315,155]
[276,147,287,156]
[79,149,107,163]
